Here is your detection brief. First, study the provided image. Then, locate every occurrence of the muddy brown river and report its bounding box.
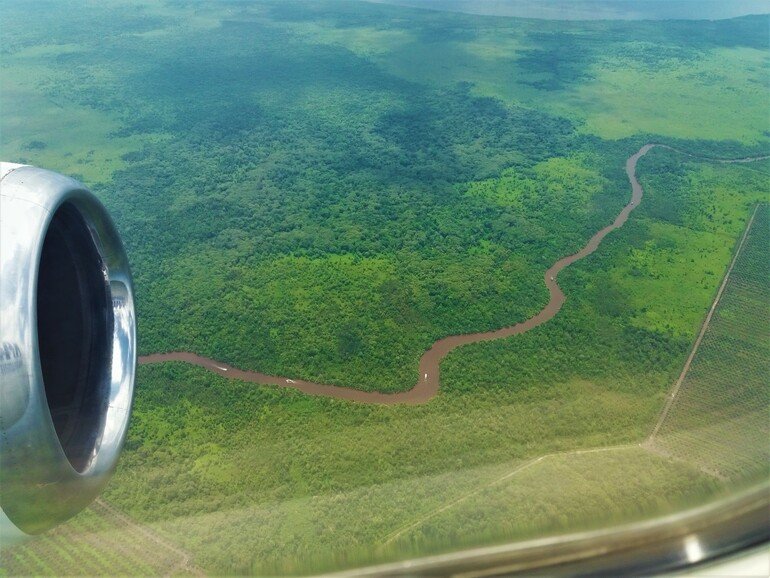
[138,145,766,404]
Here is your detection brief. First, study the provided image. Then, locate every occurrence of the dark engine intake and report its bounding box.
[0,163,136,543]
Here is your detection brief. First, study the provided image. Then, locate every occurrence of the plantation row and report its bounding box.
[1,501,188,576]
[650,203,770,481]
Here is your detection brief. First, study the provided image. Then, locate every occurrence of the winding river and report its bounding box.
[138,144,766,404]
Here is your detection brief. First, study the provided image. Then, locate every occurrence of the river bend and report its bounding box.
[139,145,765,404]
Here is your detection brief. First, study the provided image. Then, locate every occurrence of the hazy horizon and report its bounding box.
[363,0,770,20]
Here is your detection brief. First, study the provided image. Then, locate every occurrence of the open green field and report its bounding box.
[1,1,769,575]
[287,5,770,142]
[385,447,720,557]
[1,56,156,184]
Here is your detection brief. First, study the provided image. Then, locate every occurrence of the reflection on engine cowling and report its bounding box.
[0,162,136,543]
[0,342,27,428]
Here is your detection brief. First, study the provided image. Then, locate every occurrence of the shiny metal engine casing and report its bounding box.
[0,163,136,543]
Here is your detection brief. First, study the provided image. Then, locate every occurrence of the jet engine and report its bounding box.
[0,163,136,544]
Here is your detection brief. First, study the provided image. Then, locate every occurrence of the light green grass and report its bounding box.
[566,47,770,141]
[101,369,672,575]
[287,21,414,59]
[0,2,200,184]
[464,154,606,209]
[297,15,770,143]
[607,219,736,338]
[389,447,720,556]
[0,57,168,184]
[607,152,770,338]
[153,458,526,575]
[676,162,770,235]
[448,43,770,142]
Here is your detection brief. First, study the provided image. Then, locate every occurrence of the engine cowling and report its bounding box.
[0,163,136,543]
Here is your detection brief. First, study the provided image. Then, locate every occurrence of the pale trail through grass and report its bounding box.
[378,444,638,548]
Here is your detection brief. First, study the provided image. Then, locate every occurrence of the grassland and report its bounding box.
[0,54,161,184]
[607,150,770,339]
[564,46,769,140]
[286,4,770,142]
[385,447,720,558]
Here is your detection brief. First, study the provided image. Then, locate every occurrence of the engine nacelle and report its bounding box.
[0,163,136,543]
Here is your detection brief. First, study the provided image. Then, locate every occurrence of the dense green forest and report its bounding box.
[1,0,768,575]
[2,0,768,390]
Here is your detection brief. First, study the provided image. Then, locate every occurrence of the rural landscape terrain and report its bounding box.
[1,0,768,575]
